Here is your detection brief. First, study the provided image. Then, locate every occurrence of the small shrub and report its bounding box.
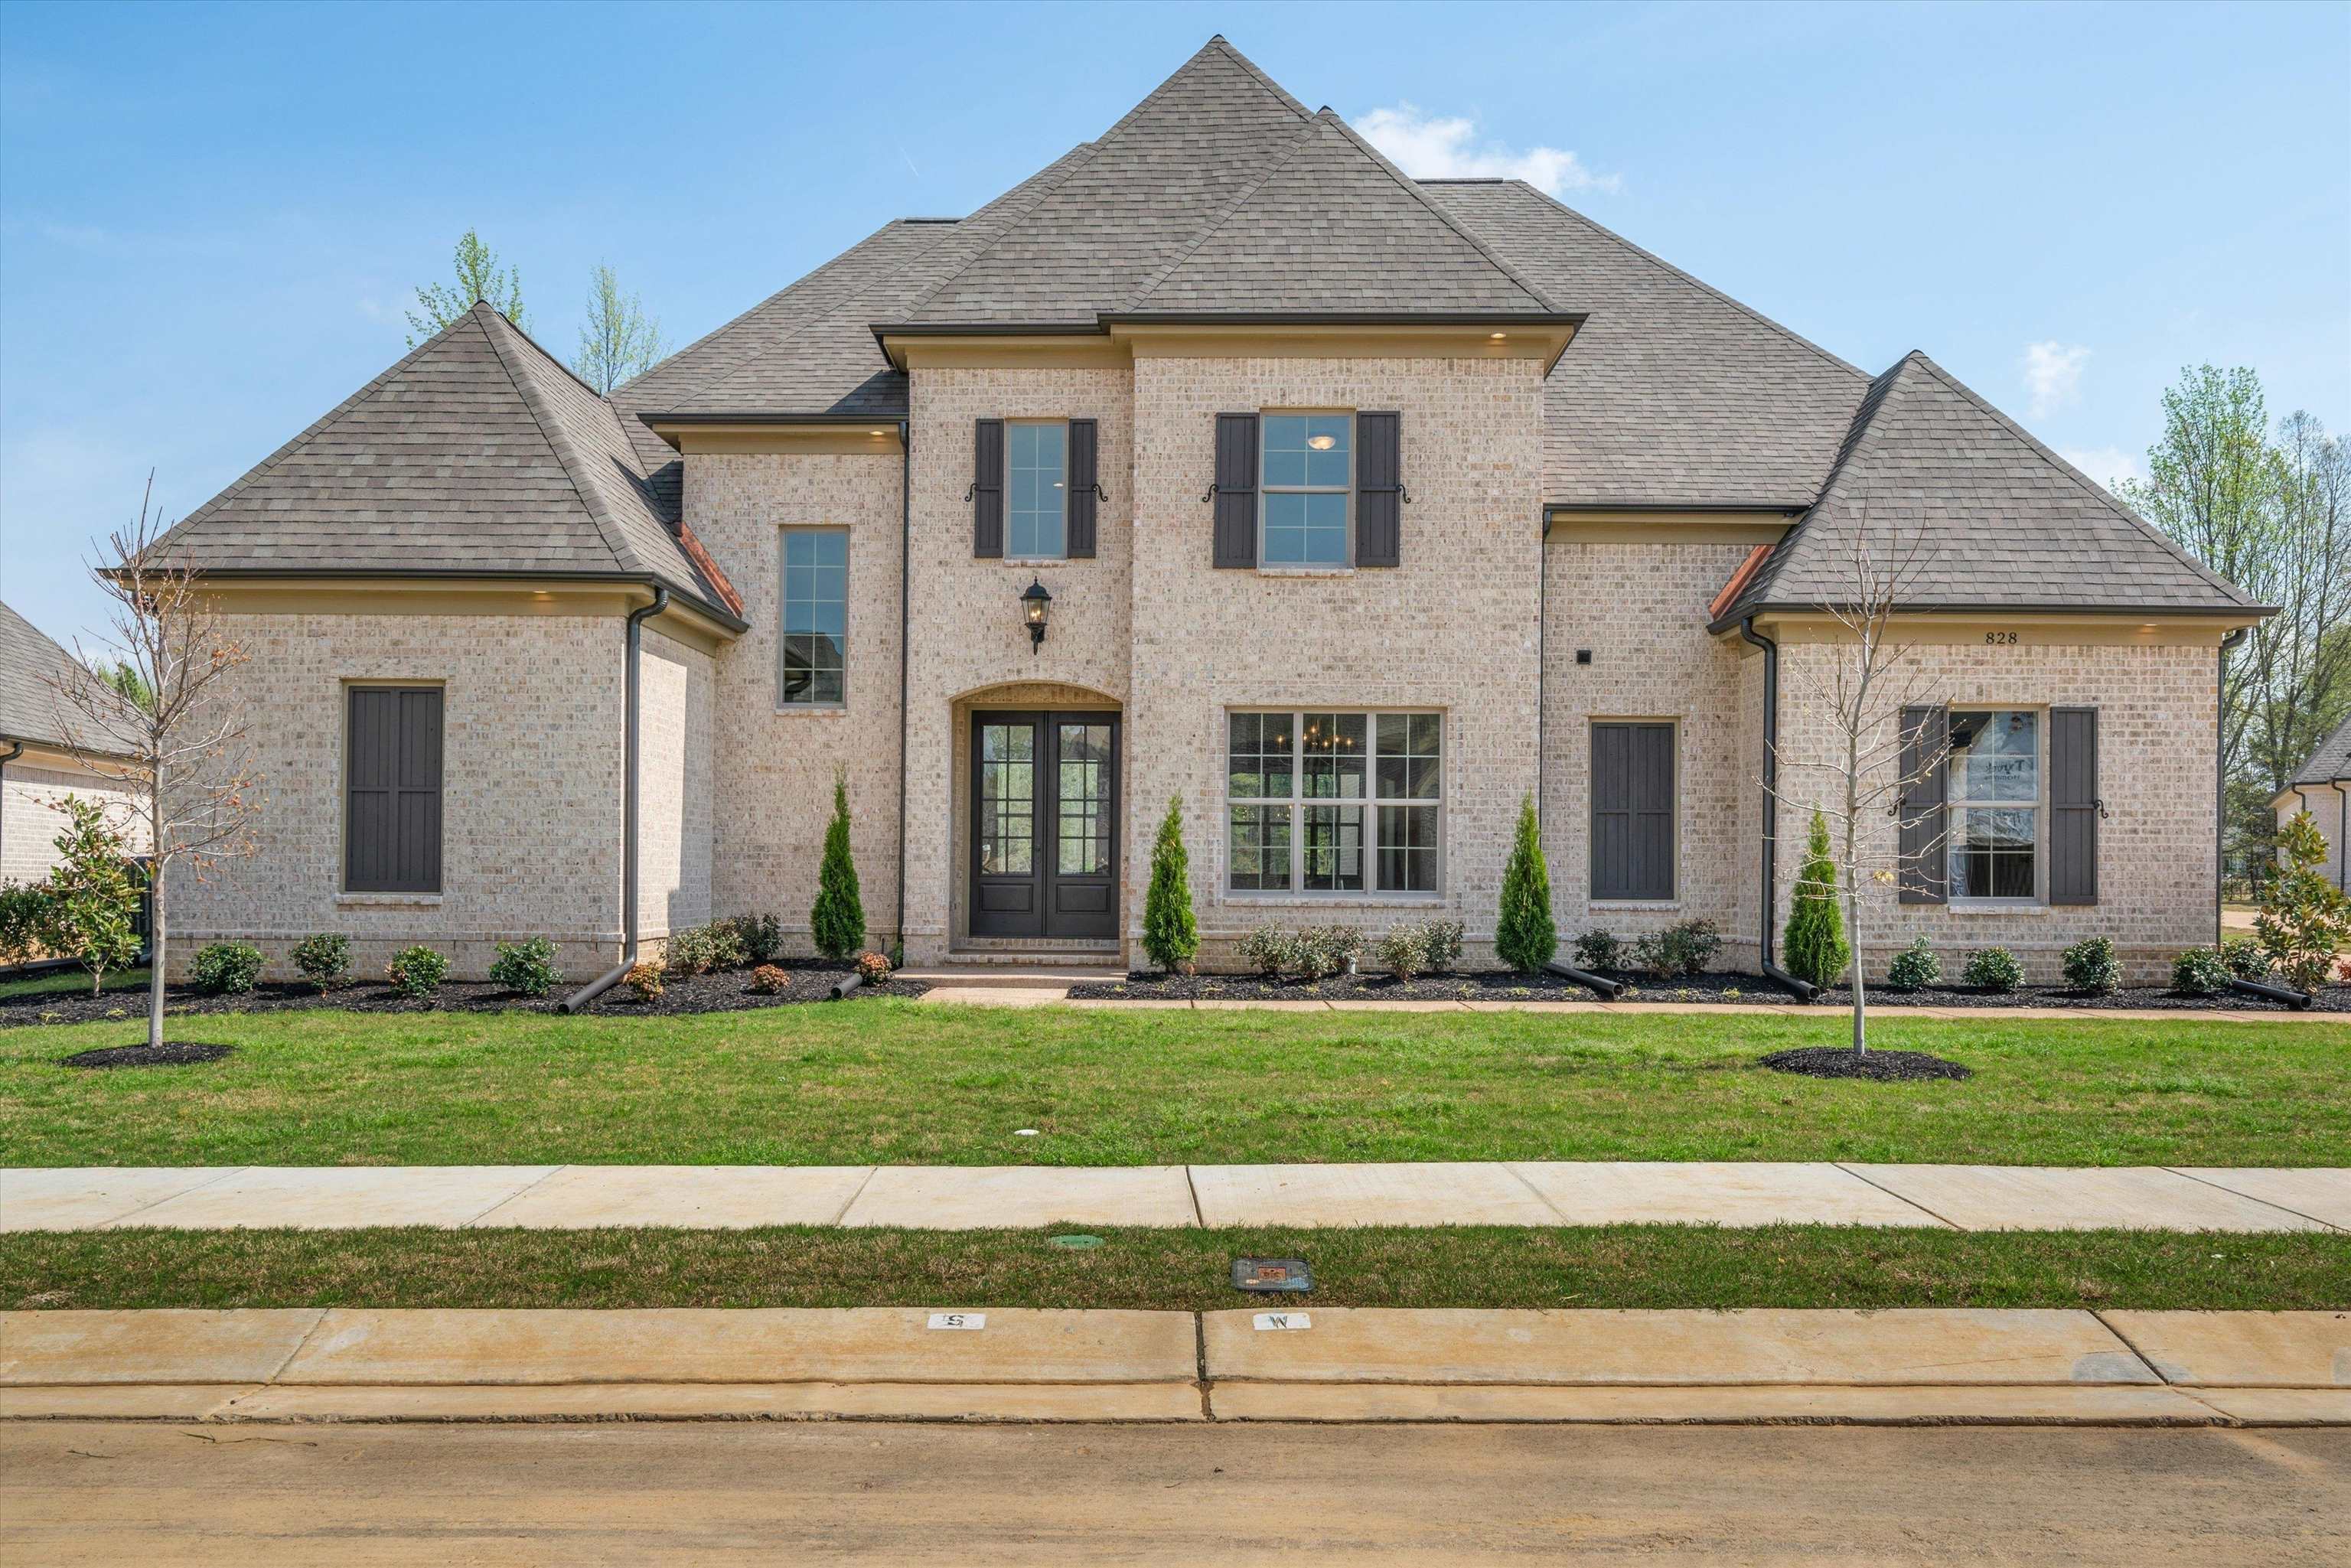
[1573,929,1625,972]
[1886,937,1942,990]
[2171,946,2231,997]
[1299,924,1365,979]
[622,961,664,1002]
[1782,810,1850,989]
[1418,919,1465,974]
[1141,794,1199,975]
[189,941,264,996]
[1632,918,1722,980]
[666,921,747,977]
[810,768,866,961]
[854,950,891,983]
[1961,947,2024,993]
[730,913,783,966]
[2219,935,2271,980]
[0,880,50,967]
[1373,925,1430,983]
[1492,796,1555,972]
[385,945,450,999]
[488,937,562,997]
[2061,935,2121,995]
[749,963,789,995]
[292,932,351,991]
[41,800,140,993]
[1237,924,1295,980]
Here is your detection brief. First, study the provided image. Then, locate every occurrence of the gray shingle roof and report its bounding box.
[0,600,134,757]
[152,304,742,623]
[1716,351,2265,621]
[2287,714,2351,788]
[1420,179,1869,510]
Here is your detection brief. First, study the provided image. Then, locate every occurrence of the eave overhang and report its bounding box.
[1707,601,2281,638]
[126,568,752,638]
[872,311,1585,373]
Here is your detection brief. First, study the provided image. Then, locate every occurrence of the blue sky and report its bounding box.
[3,0,2346,650]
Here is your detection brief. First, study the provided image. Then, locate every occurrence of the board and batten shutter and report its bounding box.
[1897,704,1949,905]
[1066,417,1098,559]
[2049,706,2100,905]
[972,418,1005,559]
[345,686,443,894]
[1211,412,1257,569]
[1590,722,1675,901]
[1354,410,1402,568]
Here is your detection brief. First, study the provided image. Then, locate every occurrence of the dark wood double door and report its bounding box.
[970,711,1119,940]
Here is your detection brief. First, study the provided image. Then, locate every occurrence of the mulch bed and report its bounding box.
[0,964,927,1027]
[1760,1046,1974,1082]
[1068,967,2349,1012]
[58,1042,236,1071]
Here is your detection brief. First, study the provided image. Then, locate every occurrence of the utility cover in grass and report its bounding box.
[1760,1047,1971,1083]
[60,1042,235,1071]
[1233,1257,1312,1293]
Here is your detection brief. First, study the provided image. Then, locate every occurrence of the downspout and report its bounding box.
[2337,778,2349,892]
[2217,627,2248,940]
[560,585,670,1012]
[1737,617,1815,1001]
[0,740,18,875]
[895,417,911,960]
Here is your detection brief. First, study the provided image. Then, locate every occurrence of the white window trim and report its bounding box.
[777,525,849,712]
[1005,418,1070,564]
[1946,704,2048,908]
[1257,409,1354,572]
[1222,706,1443,901]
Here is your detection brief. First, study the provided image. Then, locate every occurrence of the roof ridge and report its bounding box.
[1121,115,1322,311]
[1317,111,1562,313]
[474,305,644,577]
[1730,355,1913,613]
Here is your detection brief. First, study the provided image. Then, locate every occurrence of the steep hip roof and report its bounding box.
[1712,351,2271,625]
[152,302,742,625]
[0,600,137,758]
[2284,712,2351,790]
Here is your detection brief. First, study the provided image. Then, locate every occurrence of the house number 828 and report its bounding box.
[1984,631,2019,645]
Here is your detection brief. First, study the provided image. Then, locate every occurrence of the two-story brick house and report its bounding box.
[148,37,2268,986]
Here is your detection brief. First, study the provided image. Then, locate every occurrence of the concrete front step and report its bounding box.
[902,965,1122,989]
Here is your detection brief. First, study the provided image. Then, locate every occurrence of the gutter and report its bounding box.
[1736,618,1816,1002]
[561,585,671,1012]
[2219,626,2248,940]
[135,567,748,637]
[895,416,912,960]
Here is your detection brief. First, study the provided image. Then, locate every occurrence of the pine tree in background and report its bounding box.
[1141,794,1199,974]
[1493,795,1556,973]
[1784,808,1852,989]
[810,770,865,961]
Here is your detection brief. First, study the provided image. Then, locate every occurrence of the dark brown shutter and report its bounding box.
[1898,705,1949,905]
[1355,410,1401,568]
[972,419,1004,559]
[1590,722,1675,901]
[346,686,442,894]
[1066,418,1097,559]
[1211,412,1257,569]
[2050,706,2099,905]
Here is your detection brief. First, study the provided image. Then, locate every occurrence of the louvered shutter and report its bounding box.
[1066,418,1097,559]
[2050,706,2099,905]
[1591,722,1675,901]
[1898,704,1949,905]
[1355,410,1401,568]
[972,419,1004,559]
[1211,413,1257,569]
[346,686,442,894]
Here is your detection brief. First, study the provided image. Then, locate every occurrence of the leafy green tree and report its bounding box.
[406,229,527,345]
[97,660,152,712]
[572,262,667,394]
[2255,811,2351,993]
[1140,795,1198,973]
[1783,809,1851,989]
[41,800,141,994]
[810,769,866,961]
[1493,795,1556,972]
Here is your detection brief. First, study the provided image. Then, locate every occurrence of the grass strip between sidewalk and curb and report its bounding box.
[5,1225,2345,1313]
[6,1002,2350,1167]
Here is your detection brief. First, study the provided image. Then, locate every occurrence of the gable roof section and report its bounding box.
[151,303,742,624]
[1714,351,2267,624]
[2285,713,2351,790]
[1421,179,1870,510]
[0,600,135,757]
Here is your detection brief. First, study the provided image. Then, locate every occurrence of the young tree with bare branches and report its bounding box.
[47,477,263,1049]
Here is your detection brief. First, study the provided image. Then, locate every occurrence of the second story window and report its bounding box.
[1260,412,1352,567]
[779,528,847,706]
[1007,421,1068,559]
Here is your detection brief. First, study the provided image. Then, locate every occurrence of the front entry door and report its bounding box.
[970,711,1119,940]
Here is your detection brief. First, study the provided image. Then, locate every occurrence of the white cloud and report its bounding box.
[2056,445,2147,494]
[1352,103,1619,197]
[2021,341,2090,417]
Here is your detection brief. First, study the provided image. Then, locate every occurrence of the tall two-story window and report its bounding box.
[1227,709,1442,894]
[1007,421,1068,559]
[1260,413,1351,567]
[1947,708,2040,901]
[779,529,847,706]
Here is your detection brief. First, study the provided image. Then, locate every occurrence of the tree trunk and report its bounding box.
[148,856,165,1051]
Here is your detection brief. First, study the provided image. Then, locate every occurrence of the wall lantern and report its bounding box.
[1021,578,1052,654]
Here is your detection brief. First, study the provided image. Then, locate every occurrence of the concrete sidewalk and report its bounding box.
[2,1306,2343,1426]
[5,1162,2346,1233]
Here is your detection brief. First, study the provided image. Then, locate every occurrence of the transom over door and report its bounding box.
[970,711,1120,940]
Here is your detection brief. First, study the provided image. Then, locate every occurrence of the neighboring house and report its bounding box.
[146,37,2268,984]
[0,601,146,885]
[2274,715,2351,891]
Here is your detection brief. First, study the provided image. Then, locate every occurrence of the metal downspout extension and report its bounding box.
[560,585,670,1013]
[1737,617,1816,1002]
[2218,627,2248,940]
[895,417,911,961]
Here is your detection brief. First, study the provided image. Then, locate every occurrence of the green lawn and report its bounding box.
[4,1000,2346,1168]
[0,967,147,1004]
[5,1225,2344,1313]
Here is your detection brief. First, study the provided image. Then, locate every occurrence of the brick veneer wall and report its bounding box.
[2,761,145,885]
[637,628,715,944]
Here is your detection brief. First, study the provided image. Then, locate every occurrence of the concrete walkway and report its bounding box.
[2,1306,2343,1426]
[6,1162,2346,1233]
